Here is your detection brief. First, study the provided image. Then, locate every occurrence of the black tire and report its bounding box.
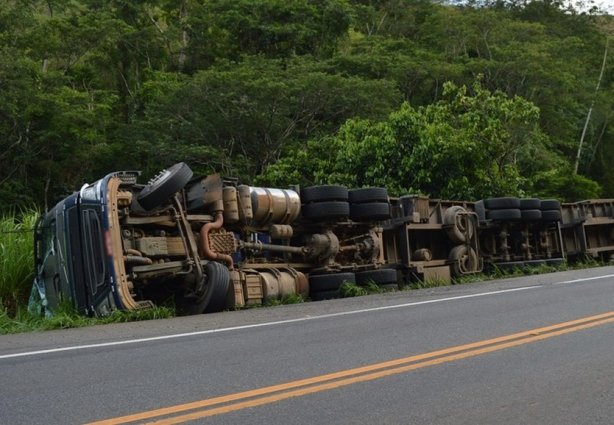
[474,200,486,222]
[483,197,520,210]
[350,202,391,222]
[302,201,349,220]
[138,162,193,211]
[486,208,521,221]
[310,290,340,301]
[379,283,399,291]
[176,261,230,315]
[449,245,479,276]
[520,198,541,210]
[541,210,562,222]
[348,187,388,204]
[355,269,398,286]
[309,272,356,292]
[301,185,348,203]
[521,209,542,221]
[540,199,561,211]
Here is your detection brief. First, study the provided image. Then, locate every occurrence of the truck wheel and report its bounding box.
[486,208,521,221]
[349,202,391,222]
[309,272,356,292]
[484,197,520,210]
[443,206,474,244]
[474,200,486,222]
[541,210,562,222]
[310,290,341,301]
[520,198,541,209]
[355,269,398,286]
[521,209,542,221]
[302,201,349,220]
[176,261,230,315]
[540,199,561,211]
[137,162,193,211]
[348,187,388,204]
[301,185,348,203]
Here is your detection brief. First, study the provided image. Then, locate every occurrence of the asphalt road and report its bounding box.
[2,266,614,424]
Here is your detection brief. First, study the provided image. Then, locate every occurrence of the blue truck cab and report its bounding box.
[31,172,139,316]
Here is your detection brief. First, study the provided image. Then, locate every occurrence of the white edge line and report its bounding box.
[0,286,539,360]
[553,273,614,285]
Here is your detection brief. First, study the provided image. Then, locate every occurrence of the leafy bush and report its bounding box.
[0,210,38,316]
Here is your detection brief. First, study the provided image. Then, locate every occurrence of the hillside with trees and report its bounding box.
[1,0,613,210]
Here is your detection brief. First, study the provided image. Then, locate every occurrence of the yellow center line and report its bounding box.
[86,311,614,425]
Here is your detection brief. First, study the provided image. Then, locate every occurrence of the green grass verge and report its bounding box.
[340,281,389,298]
[0,301,175,335]
[0,210,38,316]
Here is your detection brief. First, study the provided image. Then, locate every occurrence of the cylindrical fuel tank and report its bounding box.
[249,187,301,226]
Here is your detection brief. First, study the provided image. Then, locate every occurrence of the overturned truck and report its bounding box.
[30,163,614,316]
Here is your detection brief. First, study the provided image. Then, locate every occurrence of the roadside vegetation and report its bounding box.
[0,210,38,317]
[0,302,174,335]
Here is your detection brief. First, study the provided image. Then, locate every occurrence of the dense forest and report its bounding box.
[2,0,614,210]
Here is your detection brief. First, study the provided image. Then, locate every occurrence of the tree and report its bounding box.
[260,80,596,200]
[137,56,401,179]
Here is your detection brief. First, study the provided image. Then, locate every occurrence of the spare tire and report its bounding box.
[443,206,474,244]
[138,162,193,211]
[449,245,479,276]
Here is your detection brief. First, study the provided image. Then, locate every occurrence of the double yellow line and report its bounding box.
[88,311,614,425]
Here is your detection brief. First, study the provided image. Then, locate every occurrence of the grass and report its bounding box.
[262,293,305,307]
[0,210,38,316]
[0,301,175,335]
[339,281,389,298]
[405,276,452,290]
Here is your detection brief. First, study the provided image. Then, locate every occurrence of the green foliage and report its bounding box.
[142,57,399,179]
[261,79,565,200]
[406,276,452,290]
[533,168,602,201]
[339,282,369,297]
[0,0,612,209]
[0,211,38,316]
[0,301,175,335]
[339,281,386,297]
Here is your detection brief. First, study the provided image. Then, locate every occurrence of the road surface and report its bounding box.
[1,266,614,424]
